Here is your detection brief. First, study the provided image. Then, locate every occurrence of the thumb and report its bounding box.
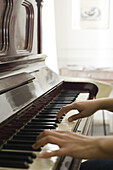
[68,112,84,122]
[38,149,66,158]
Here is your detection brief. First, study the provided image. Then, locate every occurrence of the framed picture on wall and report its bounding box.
[72,0,110,29]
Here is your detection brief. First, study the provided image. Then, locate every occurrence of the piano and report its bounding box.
[0,0,98,170]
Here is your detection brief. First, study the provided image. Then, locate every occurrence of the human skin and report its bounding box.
[56,98,113,122]
[32,98,113,159]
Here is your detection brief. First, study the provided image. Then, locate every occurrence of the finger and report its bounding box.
[36,130,49,141]
[39,148,66,158]
[32,135,62,149]
[68,113,83,122]
[53,130,74,135]
[36,131,44,140]
[55,130,87,139]
[56,108,66,119]
[56,104,75,118]
[54,130,84,139]
[47,130,79,138]
[36,130,66,141]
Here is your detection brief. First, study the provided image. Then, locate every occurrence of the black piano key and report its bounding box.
[0,154,33,163]
[50,100,71,104]
[32,118,56,122]
[41,109,58,113]
[20,129,45,133]
[54,96,75,101]
[28,122,58,127]
[36,114,57,118]
[36,114,63,120]
[3,143,41,151]
[13,135,37,140]
[45,103,66,109]
[17,131,41,136]
[7,139,35,145]
[58,93,77,97]
[31,118,61,123]
[0,160,29,169]
[39,112,57,115]
[24,124,56,129]
[56,119,61,123]
[0,150,37,158]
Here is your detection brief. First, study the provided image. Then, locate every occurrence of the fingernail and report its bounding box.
[68,118,72,122]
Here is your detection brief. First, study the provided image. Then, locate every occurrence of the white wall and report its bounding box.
[42,0,58,73]
[41,0,113,125]
[54,0,113,69]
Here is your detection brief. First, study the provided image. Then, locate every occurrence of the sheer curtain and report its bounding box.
[42,0,58,73]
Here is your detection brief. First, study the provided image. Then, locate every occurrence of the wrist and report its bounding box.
[98,136,113,159]
[73,136,104,159]
[86,137,103,159]
[81,137,109,159]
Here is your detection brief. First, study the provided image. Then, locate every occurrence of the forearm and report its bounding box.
[93,98,113,112]
[90,136,113,159]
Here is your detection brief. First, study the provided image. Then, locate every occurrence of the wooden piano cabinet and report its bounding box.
[0,0,98,169]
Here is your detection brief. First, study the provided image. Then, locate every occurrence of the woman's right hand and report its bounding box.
[56,99,99,122]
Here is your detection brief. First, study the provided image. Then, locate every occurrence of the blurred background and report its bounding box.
[40,0,113,136]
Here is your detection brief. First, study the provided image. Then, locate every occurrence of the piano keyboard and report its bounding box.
[0,90,89,170]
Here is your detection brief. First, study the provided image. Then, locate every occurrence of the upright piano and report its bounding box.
[0,0,98,169]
